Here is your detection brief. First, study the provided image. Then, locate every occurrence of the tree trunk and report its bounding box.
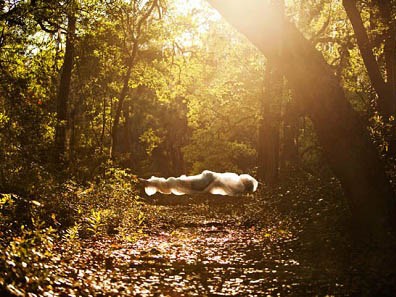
[100,96,107,154]
[111,65,132,160]
[168,143,184,176]
[54,12,76,162]
[257,62,280,185]
[208,0,396,236]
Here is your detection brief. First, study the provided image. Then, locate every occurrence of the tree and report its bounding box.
[207,0,396,240]
[110,0,161,161]
[0,0,62,190]
[342,0,396,118]
[54,2,77,162]
[179,19,262,174]
[257,62,281,184]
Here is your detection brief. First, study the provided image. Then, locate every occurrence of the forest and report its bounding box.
[1,0,396,296]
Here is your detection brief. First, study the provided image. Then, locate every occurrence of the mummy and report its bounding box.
[140,170,258,196]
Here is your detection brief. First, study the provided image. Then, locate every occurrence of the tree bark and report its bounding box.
[54,11,76,162]
[208,0,396,236]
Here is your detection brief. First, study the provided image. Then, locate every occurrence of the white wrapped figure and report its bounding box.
[140,170,258,196]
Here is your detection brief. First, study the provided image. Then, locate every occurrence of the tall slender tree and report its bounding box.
[55,3,76,162]
[111,0,160,161]
[342,0,396,118]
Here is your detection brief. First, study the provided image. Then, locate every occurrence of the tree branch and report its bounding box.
[35,18,59,34]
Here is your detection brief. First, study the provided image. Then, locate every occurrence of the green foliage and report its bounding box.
[139,128,163,156]
[1,0,345,182]
[70,167,144,237]
[63,222,81,242]
[0,193,47,237]
[369,113,396,157]
[0,195,57,296]
[183,134,256,173]
[86,209,113,236]
[0,225,55,293]
[0,0,396,294]
[0,166,146,294]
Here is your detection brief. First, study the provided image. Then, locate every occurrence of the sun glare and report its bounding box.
[169,0,222,48]
[172,0,221,19]
[173,0,205,15]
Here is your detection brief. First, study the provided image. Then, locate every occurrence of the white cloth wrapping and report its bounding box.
[141,170,258,196]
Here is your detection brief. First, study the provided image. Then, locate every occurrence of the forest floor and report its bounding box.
[46,195,351,297]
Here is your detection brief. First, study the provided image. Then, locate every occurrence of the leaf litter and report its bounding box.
[43,197,348,296]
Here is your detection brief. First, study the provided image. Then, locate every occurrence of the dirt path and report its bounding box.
[48,199,348,297]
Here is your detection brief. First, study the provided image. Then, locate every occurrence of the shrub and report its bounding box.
[73,167,145,238]
[0,220,57,296]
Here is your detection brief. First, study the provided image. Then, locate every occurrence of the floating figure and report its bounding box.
[140,170,258,196]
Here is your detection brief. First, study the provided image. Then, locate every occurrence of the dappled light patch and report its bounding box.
[47,225,312,296]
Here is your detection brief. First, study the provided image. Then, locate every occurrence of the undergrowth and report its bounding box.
[1,168,394,296]
[0,167,146,296]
